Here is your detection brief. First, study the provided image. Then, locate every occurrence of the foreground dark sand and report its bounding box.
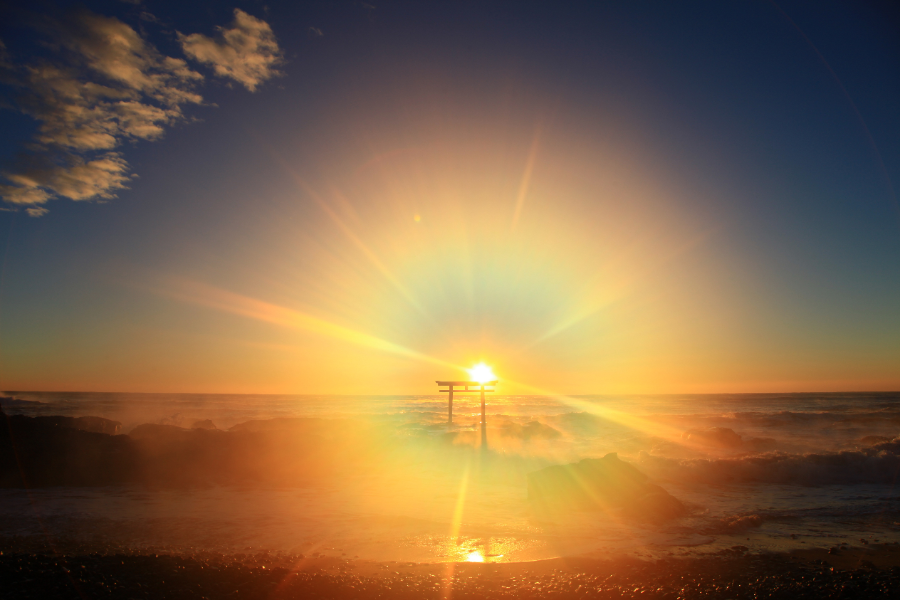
[3,534,900,599]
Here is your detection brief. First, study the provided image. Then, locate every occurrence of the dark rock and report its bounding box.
[128,423,190,440]
[33,415,121,435]
[191,419,218,430]
[74,416,121,435]
[527,453,686,520]
[0,414,136,487]
[227,417,329,433]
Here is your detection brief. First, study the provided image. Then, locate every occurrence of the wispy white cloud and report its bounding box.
[0,7,282,216]
[179,9,282,92]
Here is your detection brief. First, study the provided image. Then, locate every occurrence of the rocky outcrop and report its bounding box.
[527,453,686,521]
[30,415,122,435]
[0,413,136,486]
[73,416,122,435]
[0,414,434,488]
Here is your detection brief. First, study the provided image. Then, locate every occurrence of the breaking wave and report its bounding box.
[638,439,900,485]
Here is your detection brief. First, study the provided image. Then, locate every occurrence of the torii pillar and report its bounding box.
[436,380,497,446]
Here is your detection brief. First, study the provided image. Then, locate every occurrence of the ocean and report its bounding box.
[2,391,899,563]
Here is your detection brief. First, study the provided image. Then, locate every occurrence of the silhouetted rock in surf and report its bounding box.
[527,453,686,521]
[0,413,137,487]
[1,414,385,488]
[128,423,193,440]
[4,413,576,490]
[76,415,122,434]
[191,419,218,430]
[227,417,331,433]
[32,415,122,435]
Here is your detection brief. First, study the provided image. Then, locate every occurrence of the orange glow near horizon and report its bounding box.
[2,99,897,396]
[131,134,743,395]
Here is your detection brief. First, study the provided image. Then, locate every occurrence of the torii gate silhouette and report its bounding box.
[436,379,497,448]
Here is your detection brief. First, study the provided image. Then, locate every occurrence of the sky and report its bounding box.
[0,0,898,395]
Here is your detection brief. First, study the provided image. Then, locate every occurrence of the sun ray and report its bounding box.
[500,377,688,446]
[247,132,431,318]
[510,123,543,231]
[441,460,472,597]
[152,276,459,371]
[527,226,718,348]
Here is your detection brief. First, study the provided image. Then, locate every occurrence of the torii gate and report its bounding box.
[436,379,497,446]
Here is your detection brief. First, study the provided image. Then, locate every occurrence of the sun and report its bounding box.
[467,362,496,384]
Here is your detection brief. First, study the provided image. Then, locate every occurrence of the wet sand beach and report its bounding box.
[3,539,900,599]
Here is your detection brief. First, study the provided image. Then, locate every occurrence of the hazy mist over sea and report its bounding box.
[3,392,899,563]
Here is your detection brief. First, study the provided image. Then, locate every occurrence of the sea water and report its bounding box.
[2,391,899,562]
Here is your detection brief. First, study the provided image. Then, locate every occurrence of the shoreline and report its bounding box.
[2,539,900,599]
[4,407,900,597]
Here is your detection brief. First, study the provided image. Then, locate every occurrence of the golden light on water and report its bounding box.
[466,551,484,562]
[468,363,496,384]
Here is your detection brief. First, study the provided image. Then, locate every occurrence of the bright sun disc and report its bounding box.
[468,362,496,383]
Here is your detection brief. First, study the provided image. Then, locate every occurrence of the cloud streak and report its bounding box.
[0,7,282,216]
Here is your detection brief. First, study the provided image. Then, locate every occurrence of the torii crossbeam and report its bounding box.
[436,380,497,446]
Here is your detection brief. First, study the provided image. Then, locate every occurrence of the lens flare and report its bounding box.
[467,363,496,383]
